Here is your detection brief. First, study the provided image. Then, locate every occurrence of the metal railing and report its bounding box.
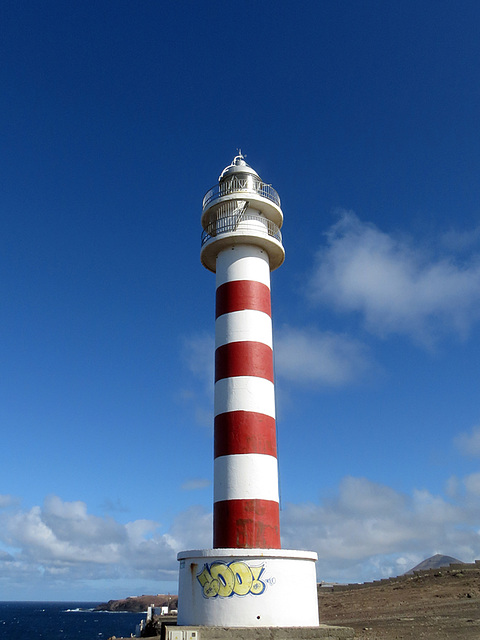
[202,176,281,210]
[201,207,282,246]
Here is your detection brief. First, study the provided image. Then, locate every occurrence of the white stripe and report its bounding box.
[214,377,275,419]
[216,246,271,288]
[214,453,279,502]
[215,310,273,349]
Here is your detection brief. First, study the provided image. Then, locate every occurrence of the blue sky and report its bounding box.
[1,0,480,600]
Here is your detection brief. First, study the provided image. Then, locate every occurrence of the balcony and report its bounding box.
[201,208,282,247]
[202,176,281,211]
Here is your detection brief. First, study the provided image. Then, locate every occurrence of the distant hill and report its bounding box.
[405,554,464,574]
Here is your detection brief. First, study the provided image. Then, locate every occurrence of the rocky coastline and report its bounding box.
[95,594,178,613]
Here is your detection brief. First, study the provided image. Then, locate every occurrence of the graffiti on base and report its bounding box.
[197,560,267,598]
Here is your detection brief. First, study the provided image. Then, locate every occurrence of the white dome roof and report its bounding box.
[218,153,261,182]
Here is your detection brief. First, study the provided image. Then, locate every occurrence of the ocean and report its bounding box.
[0,602,147,639]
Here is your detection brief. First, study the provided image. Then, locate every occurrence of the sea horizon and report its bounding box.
[0,600,146,639]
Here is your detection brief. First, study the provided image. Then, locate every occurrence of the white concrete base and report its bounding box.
[177,548,319,628]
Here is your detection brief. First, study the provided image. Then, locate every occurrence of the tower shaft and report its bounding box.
[214,245,280,548]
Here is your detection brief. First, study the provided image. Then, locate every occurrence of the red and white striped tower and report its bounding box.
[203,154,284,550]
[177,155,319,629]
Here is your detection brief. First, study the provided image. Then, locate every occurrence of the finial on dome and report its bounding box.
[232,149,247,167]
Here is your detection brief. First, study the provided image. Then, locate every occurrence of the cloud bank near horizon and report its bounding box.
[0,495,211,597]
[1,457,479,597]
[281,473,480,582]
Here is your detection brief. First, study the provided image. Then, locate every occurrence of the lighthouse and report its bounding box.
[205,154,283,550]
[177,155,320,629]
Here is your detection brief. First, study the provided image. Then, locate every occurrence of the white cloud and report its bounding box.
[337,476,405,515]
[281,475,480,584]
[100,498,130,513]
[441,225,480,252]
[445,475,461,498]
[275,326,374,386]
[165,505,212,553]
[4,501,127,565]
[181,333,214,430]
[182,333,214,387]
[0,496,211,593]
[309,211,480,343]
[181,478,211,491]
[464,473,480,496]
[0,495,17,509]
[455,425,480,457]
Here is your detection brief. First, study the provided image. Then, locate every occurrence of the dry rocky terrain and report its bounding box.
[105,561,480,638]
[318,561,480,639]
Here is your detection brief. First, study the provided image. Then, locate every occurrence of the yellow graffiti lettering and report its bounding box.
[229,561,253,596]
[197,561,267,598]
[197,566,211,589]
[210,563,235,597]
[204,580,220,598]
[197,565,219,598]
[250,565,266,595]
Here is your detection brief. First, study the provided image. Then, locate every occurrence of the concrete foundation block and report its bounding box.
[164,625,355,640]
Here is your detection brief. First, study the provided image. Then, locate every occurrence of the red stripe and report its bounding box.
[215,341,273,383]
[216,280,271,319]
[214,499,281,549]
[214,411,277,458]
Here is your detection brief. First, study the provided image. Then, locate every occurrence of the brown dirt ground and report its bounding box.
[318,562,480,639]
